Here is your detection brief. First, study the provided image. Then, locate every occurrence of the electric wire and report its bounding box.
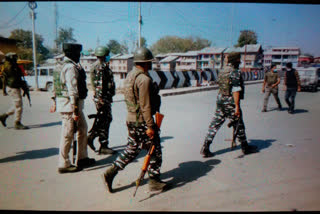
[0,3,28,27]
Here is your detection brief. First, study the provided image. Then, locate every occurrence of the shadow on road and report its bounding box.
[0,147,59,164]
[28,121,62,129]
[214,138,276,156]
[279,107,309,114]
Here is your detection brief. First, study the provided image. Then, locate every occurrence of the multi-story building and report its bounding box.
[197,47,226,71]
[298,55,314,67]
[240,44,263,72]
[109,53,134,80]
[153,54,167,71]
[263,47,300,69]
[223,47,242,68]
[159,55,179,72]
[175,51,199,71]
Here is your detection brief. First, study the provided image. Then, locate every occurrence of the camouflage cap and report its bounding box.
[63,43,82,53]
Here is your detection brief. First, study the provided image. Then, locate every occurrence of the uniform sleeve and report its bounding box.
[90,65,96,89]
[231,70,242,92]
[65,65,78,105]
[136,75,154,128]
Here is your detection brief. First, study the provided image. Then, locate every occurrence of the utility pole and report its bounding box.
[54,2,58,49]
[138,2,142,48]
[29,1,39,91]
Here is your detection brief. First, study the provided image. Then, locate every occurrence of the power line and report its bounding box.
[0,15,28,29]
[60,13,130,24]
[0,3,28,27]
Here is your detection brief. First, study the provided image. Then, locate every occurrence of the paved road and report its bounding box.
[0,83,320,211]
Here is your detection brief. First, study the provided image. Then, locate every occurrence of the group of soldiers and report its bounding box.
[1,43,264,195]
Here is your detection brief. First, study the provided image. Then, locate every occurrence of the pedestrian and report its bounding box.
[87,46,117,155]
[50,43,95,174]
[101,47,166,193]
[284,62,301,114]
[0,52,29,130]
[261,63,282,112]
[200,52,258,157]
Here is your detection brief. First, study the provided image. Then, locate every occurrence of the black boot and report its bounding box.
[0,114,8,127]
[87,134,96,152]
[149,176,168,192]
[241,141,258,155]
[77,157,96,168]
[99,142,116,155]
[102,165,119,193]
[14,121,29,130]
[200,140,214,158]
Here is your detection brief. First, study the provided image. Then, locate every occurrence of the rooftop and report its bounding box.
[160,55,179,63]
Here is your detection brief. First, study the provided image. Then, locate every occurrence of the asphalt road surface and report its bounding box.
[0,83,320,211]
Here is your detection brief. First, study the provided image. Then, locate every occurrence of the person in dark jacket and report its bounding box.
[283,62,301,114]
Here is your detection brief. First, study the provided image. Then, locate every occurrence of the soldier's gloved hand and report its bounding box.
[146,128,155,139]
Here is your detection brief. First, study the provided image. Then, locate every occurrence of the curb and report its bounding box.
[113,80,264,102]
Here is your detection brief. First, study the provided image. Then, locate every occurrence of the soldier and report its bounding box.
[0,52,29,130]
[261,63,282,112]
[200,52,258,157]
[101,47,166,193]
[50,43,95,173]
[87,46,116,154]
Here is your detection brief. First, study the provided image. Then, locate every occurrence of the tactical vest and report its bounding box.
[2,61,23,88]
[124,68,145,125]
[53,59,88,99]
[218,67,232,96]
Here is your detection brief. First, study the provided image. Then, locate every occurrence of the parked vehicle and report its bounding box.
[24,65,54,92]
[296,67,319,92]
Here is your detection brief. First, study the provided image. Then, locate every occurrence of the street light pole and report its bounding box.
[29,1,39,90]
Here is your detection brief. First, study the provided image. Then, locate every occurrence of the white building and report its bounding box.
[159,55,179,72]
[197,47,226,70]
[175,51,199,71]
[263,47,300,69]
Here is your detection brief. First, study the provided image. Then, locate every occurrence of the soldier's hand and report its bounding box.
[298,86,301,92]
[50,103,56,113]
[235,107,241,118]
[146,128,155,139]
[262,88,265,93]
[72,113,79,122]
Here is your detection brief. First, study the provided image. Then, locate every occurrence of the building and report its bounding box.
[298,55,314,67]
[240,44,263,72]
[159,55,179,72]
[197,47,226,71]
[175,51,199,71]
[109,53,134,80]
[314,57,320,64]
[263,47,300,69]
[223,47,242,68]
[153,53,167,71]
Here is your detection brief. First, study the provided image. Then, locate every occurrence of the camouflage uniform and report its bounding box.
[88,60,116,153]
[204,66,247,146]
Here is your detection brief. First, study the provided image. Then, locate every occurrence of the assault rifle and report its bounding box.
[133,112,164,197]
[87,107,105,151]
[227,114,242,150]
[72,120,78,165]
[21,76,31,107]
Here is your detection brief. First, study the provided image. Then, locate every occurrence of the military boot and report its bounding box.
[149,176,167,192]
[99,142,116,155]
[0,114,8,127]
[200,140,214,158]
[87,134,96,152]
[102,165,119,193]
[241,141,258,155]
[14,121,29,130]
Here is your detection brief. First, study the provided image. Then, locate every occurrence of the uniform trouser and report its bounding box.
[204,103,247,145]
[58,100,89,168]
[6,87,23,123]
[285,88,297,111]
[90,103,112,145]
[113,122,162,178]
[263,87,282,110]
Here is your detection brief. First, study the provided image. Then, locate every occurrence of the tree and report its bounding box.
[150,35,211,56]
[9,29,50,68]
[235,30,258,47]
[55,27,77,50]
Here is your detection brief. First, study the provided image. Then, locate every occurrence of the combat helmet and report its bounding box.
[95,46,110,57]
[133,47,154,63]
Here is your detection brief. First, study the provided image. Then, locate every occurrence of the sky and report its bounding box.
[1,1,320,56]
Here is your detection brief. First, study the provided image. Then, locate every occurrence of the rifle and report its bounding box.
[87,107,104,151]
[133,112,164,197]
[72,120,78,165]
[21,76,31,107]
[227,115,241,150]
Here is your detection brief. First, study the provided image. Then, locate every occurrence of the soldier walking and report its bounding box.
[87,46,116,155]
[50,43,95,173]
[200,52,258,157]
[261,63,282,112]
[0,53,29,130]
[101,47,167,193]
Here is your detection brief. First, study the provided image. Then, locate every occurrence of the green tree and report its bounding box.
[107,39,122,55]
[235,30,258,47]
[150,35,211,56]
[9,29,50,68]
[55,27,77,50]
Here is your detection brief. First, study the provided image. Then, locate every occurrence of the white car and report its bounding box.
[296,67,319,92]
[24,66,54,92]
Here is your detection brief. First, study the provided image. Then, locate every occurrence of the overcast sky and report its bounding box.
[1,2,319,56]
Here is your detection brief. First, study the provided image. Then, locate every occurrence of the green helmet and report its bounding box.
[94,46,110,57]
[133,47,154,63]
